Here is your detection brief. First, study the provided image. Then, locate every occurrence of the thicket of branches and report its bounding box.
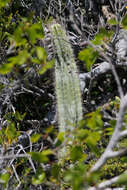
[1,0,127,190]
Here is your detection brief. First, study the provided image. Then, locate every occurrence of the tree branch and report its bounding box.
[90,94,127,172]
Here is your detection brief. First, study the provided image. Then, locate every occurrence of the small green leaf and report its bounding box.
[51,164,61,179]
[76,129,89,141]
[13,26,27,46]
[30,134,41,143]
[39,59,54,74]
[0,171,10,188]
[108,18,117,25]
[117,172,127,185]
[70,145,87,162]
[30,150,53,163]
[26,23,44,44]
[15,111,26,121]
[55,132,65,147]
[0,0,10,9]
[105,127,114,136]
[5,122,20,144]
[8,50,29,66]
[64,163,87,190]
[41,149,53,156]
[85,132,100,154]
[45,125,54,134]
[86,109,103,130]
[32,168,45,185]
[0,50,30,74]
[78,47,98,71]
[122,14,127,29]
[36,47,47,60]
[92,28,113,45]
[0,63,14,74]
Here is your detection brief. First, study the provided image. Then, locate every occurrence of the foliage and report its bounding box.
[0,0,127,190]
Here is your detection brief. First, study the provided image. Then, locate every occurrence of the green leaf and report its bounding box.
[117,172,127,185]
[70,145,87,162]
[86,109,103,130]
[32,168,45,185]
[0,50,30,74]
[0,63,14,74]
[86,132,100,144]
[122,14,127,29]
[30,150,53,163]
[92,28,113,45]
[76,129,89,141]
[55,132,65,147]
[15,111,26,121]
[64,163,87,190]
[5,122,20,144]
[45,125,54,134]
[78,47,98,71]
[0,171,10,188]
[8,50,29,66]
[30,134,41,143]
[51,164,61,179]
[105,127,114,136]
[13,26,27,46]
[39,59,54,74]
[36,47,47,60]
[26,23,44,44]
[87,171,100,185]
[0,0,10,9]
[108,18,117,25]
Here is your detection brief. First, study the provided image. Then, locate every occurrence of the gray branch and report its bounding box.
[90,94,127,173]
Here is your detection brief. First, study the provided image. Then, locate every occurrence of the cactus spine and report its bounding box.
[51,23,82,156]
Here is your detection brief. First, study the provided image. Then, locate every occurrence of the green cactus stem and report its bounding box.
[51,23,83,157]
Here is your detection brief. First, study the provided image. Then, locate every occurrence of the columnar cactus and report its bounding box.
[51,23,83,156]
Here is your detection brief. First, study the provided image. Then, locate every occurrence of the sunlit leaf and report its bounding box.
[92,28,113,45]
[76,129,89,141]
[32,168,45,185]
[30,150,53,163]
[0,0,10,9]
[122,14,127,29]
[86,108,103,130]
[78,47,98,71]
[117,172,127,185]
[51,164,61,179]
[15,111,26,121]
[26,23,44,44]
[70,145,87,162]
[30,134,41,143]
[0,63,14,74]
[0,171,10,188]
[8,50,29,66]
[13,26,27,46]
[0,50,30,74]
[55,132,65,147]
[5,122,20,144]
[64,163,87,190]
[108,18,117,25]
[36,47,47,60]
[39,59,54,74]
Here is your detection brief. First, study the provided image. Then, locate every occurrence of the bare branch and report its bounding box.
[109,149,127,158]
[90,93,127,172]
[120,130,127,138]
[79,61,127,93]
